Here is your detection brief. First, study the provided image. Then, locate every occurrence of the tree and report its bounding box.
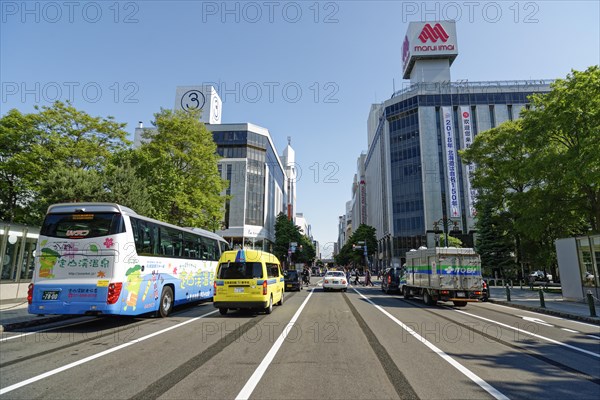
[460,66,600,276]
[99,150,154,215]
[334,224,377,268]
[474,198,516,279]
[135,109,227,230]
[273,212,300,265]
[0,102,130,225]
[522,66,600,234]
[439,234,463,248]
[0,109,40,223]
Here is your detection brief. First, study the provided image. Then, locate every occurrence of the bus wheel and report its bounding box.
[265,296,273,314]
[219,308,228,315]
[158,286,174,318]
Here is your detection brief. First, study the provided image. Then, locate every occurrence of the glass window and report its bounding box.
[217,262,263,279]
[41,213,125,239]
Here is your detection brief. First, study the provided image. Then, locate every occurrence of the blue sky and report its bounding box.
[2,1,599,257]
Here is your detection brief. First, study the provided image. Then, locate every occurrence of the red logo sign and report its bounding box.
[463,112,470,118]
[418,23,449,43]
[402,35,410,63]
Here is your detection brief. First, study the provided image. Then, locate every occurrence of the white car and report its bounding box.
[322,271,348,292]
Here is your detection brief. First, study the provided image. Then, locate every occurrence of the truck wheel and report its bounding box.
[158,286,174,318]
[423,290,435,306]
[219,308,228,315]
[453,301,467,307]
[403,286,412,299]
[265,296,273,314]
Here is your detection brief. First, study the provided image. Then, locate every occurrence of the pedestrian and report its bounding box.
[365,269,374,286]
[353,268,360,286]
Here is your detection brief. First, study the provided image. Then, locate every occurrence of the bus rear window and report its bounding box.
[41,213,125,239]
[217,262,263,279]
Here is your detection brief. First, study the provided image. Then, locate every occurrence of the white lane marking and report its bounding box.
[489,302,600,328]
[0,318,94,343]
[587,335,600,340]
[520,316,554,327]
[354,289,509,400]
[454,309,600,358]
[0,310,218,396]
[561,328,579,333]
[236,288,314,400]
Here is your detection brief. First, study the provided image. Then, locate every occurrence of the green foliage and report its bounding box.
[334,224,377,268]
[461,66,599,276]
[0,102,130,225]
[135,108,227,230]
[273,213,315,265]
[439,234,463,248]
[100,150,154,215]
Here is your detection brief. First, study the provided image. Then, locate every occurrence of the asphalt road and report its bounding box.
[1,278,599,400]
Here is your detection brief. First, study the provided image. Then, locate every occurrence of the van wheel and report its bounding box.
[265,296,273,314]
[277,291,284,306]
[158,286,174,318]
[219,308,228,315]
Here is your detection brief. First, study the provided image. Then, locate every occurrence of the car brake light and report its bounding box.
[107,282,123,304]
[342,280,346,284]
[325,280,329,284]
[27,283,34,304]
[262,280,267,295]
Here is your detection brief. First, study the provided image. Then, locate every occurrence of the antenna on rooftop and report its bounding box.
[287,136,291,145]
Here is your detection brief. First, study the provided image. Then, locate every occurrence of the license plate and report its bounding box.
[42,290,59,300]
[234,287,244,293]
[286,284,292,288]
[333,280,339,284]
[456,292,465,298]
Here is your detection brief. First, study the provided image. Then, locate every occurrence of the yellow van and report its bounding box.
[213,249,284,315]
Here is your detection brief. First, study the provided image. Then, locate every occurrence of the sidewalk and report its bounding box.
[2,286,599,333]
[487,286,600,325]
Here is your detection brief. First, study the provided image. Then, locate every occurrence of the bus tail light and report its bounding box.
[107,282,123,304]
[27,283,34,304]
[262,280,268,295]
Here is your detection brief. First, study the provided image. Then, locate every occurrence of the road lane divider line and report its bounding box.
[235,288,315,400]
[488,302,600,328]
[561,328,579,333]
[454,309,600,358]
[0,310,219,396]
[0,318,95,343]
[353,289,510,400]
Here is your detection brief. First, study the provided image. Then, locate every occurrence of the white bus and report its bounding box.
[28,203,228,317]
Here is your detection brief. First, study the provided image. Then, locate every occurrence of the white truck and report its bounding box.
[401,247,483,307]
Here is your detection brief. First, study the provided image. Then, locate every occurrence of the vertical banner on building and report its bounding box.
[442,107,461,218]
[460,106,477,217]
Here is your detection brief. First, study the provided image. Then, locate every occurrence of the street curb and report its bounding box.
[0,315,76,333]
[488,299,600,325]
